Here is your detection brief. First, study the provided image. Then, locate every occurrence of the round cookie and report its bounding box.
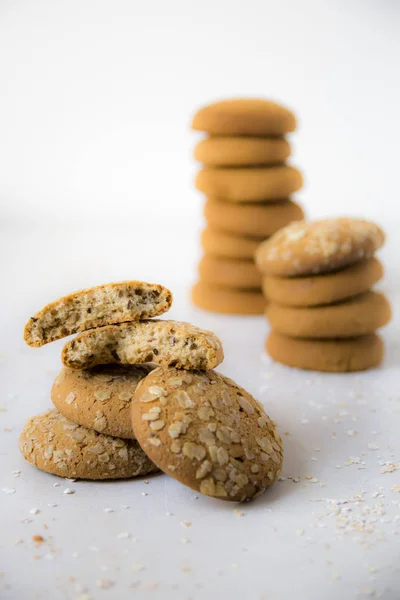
[262,257,383,307]
[131,367,283,501]
[201,228,264,260]
[51,364,153,439]
[194,136,291,167]
[191,282,265,315]
[205,198,305,239]
[199,256,262,289]
[192,98,296,136]
[266,291,391,339]
[256,218,385,277]
[266,332,384,373]
[196,166,303,202]
[19,409,159,480]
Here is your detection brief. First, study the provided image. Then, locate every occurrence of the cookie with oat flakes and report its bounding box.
[61,320,224,371]
[24,281,172,347]
[19,409,159,480]
[255,218,385,277]
[51,364,153,439]
[131,367,283,502]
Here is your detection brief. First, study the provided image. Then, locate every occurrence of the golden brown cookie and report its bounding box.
[194,136,291,166]
[131,367,283,501]
[266,291,391,338]
[256,218,385,277]
[196,166,303,202]
[191,282,266,315]
[262,257,383,307]
[201,228,264,260]
[205,198,305,239]
[24,281,172,347]
[19,409,159,480]
[266,331,384,372]
[51,365,153,439]
[192,98,296,136]
[198,256,262,289]
[61,320,223,371]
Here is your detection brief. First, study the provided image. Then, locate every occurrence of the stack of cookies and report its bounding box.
[255,218,392,372]
[20,281,283,502]
[191,98,305,315]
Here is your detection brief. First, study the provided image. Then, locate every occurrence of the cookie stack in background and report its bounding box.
[256,218,392,372]
[191,98,305,315]
[20,281,283,502]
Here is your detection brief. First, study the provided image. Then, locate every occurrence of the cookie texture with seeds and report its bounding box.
[266,291,391,339]
[267,332,384,372]
[192,98,296,136]
[51,365,153,439]
[62,320,224,371]
[131,367,283,502]
[194,136,291,167]
[256,218,385,277]
[19,409,159,480]
[24,281,173,347]
[262,257,383,307]
[196,165,303,203]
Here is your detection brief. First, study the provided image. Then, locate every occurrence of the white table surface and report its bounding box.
[0,223,399,600]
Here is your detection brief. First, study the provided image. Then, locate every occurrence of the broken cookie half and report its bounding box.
[61,320,224,371]
[24,281,172,347]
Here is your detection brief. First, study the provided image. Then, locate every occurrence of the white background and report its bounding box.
[1,1,400,599]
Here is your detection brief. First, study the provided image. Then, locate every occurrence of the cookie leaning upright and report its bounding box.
[131,367,283,502]
[191,97,305,315]
[256,217,391,372]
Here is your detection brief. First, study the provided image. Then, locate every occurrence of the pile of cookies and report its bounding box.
[191,98,305,314]
[20,281,283,502]
[256,218,392,372]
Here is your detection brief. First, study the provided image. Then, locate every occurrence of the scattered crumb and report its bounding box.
[32,535,45,544]
[96,579,114,589]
